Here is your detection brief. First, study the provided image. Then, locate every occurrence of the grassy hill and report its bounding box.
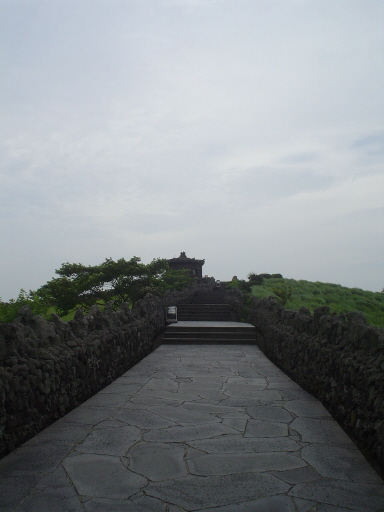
[250,278,384,328]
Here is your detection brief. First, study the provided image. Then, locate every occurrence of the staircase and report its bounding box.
[162,324,256,344]
[162,288,256,345]
[177,289,232,321]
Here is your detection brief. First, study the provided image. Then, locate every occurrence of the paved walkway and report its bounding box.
[1,344,384,512]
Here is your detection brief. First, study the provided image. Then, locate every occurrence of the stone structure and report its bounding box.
[0,281,215,458]
[168,252,205,279]
[247,296,384,472]
[2,277,384,477]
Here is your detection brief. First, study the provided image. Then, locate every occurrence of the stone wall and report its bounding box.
[223,288,245,321]
[247,296,384,471]
[0,282,213,458]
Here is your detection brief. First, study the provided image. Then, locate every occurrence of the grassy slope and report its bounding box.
[251,278,384,328]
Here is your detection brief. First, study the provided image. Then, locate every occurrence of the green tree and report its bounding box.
[37,257,191,316]
[0,289,49,322]
[158,267,192,292]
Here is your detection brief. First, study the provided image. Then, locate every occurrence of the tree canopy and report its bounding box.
[37,257,192,316]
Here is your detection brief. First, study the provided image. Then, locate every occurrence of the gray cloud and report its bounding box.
[1,0,384,299]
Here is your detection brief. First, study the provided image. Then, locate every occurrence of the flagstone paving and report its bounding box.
[1,344,384,511]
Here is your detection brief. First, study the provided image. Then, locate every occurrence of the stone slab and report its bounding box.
[301,443,383,483]
[74,425,141,456]
[196,495,297,512]
[149,404,221,424]
[290,418,356,447]
[63,454,148,499]
[167,321,255,328]
[13,465,83,512]
[284,399,332,418]
[143,422,238,442]
[247,404,294,423]
[187,435,301,454]
[244,419,288,437]
[83,495,168,512]
[114,408,177,430]
[289,478,384,511]
[128,442,188,480]
[146,473,290,510]
[188,452,307,475]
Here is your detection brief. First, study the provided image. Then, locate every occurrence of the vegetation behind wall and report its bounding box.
[251,277,384,328]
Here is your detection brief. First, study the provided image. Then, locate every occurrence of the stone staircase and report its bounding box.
[162,324,256,344]
[162,288,256,345]
[176,289,232,322]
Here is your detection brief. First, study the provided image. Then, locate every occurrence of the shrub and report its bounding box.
[0,290,49,323]
[271,283,292,306]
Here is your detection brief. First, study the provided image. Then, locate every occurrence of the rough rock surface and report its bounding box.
[0,282,214,457]
[247,296,384,471]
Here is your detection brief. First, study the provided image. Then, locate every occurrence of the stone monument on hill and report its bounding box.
[168,252,205,279]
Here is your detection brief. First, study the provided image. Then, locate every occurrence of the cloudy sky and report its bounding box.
[1,0,384,300]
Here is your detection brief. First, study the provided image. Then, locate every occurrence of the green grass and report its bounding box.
[47,300,110,322]
[251,278,384,328]
[45,307,76,322]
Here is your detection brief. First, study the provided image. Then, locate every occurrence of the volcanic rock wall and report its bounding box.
[0,282,212,458]
[247,296,384,470]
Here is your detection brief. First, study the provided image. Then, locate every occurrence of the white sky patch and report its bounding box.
[1,0,384,299]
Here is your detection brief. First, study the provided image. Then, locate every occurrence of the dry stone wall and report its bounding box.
[247,296,384,471]
[0,282,213,458]
[223,288,244,321]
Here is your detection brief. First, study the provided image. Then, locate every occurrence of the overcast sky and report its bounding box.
[1,0,384,301]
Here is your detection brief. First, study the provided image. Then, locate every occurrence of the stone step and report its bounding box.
[164,327,255,332]
[177,312,231,317]
[177,303,232,321]
[162,338,255,345]
[177,316,232,321]
[192,296,226,304]
[167,326,254,331]
[164,330,255,339]
[177,308,231,314]
[162,324,256,345]
[178,304,230,310]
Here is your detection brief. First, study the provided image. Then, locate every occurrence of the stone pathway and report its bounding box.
[1,344,384,511]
